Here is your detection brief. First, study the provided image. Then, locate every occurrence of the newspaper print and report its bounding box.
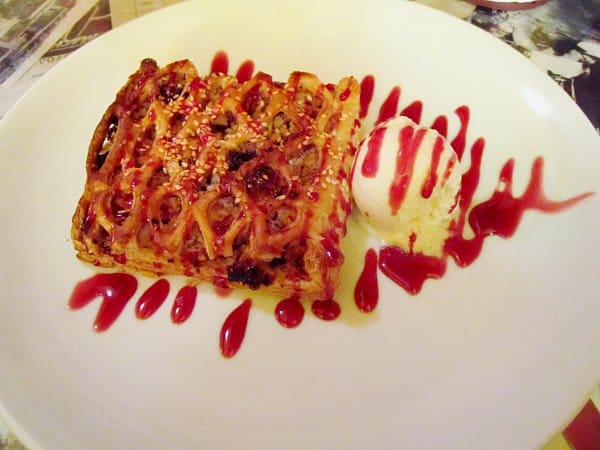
[0,0,96,86]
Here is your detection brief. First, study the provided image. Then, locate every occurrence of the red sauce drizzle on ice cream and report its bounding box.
[356,83,592,298]
[389,126,426,215]
[361,126,387,177]
[420,135,445,199]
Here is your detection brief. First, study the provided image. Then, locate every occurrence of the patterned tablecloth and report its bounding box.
[0,0,598,449]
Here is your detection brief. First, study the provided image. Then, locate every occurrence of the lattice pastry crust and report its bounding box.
[72,58,359,300]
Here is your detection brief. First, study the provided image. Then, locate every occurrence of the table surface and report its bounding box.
[0,0,598,449]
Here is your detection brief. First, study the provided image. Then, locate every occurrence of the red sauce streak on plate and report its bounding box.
[379,246,447,295]
[430,115,448,137]
[68,273,138,332]
[236,60,255,83]
[354,248,379,312]
[400,100,423,124]
[220,299,252,358]
[450,105,469,160]
[135,278,169,319]
[210,50,229,74]
[359,75,375,119]
[446,155,593,267]
[311,299,341,321]
[376,86,400,125]
[171,285,197,324]
[275,296,305,328]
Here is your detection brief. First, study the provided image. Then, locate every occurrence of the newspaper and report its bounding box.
[0,0,185,118]
[0,0,97,86]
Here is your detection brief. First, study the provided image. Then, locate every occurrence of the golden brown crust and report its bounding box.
[72,58,359,299]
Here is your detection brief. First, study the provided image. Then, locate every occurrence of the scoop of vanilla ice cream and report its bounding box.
[351,115,461,257]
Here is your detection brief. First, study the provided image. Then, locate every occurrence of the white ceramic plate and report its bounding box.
[1,1,599,449]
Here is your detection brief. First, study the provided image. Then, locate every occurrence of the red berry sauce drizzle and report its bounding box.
[68,51,593,357]
[355,77,593,306]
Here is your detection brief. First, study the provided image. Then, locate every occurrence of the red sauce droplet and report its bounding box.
[210,50,229,74]
[135,279,169,319]
[378,247,447,295]
[376,86,400,125]
[354,248,379,313]
[68,273,138,332]
[400,100,423,124]
[359,75,375,119]
[311,299,341,321]
[214,285,232,297]
[361,125,387,178]
[213,276,232,297]
[235,60,254,83]
[389,126,426,215]
[171,285,197,324]
[220,299,252,358]
[275,296,304,328]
